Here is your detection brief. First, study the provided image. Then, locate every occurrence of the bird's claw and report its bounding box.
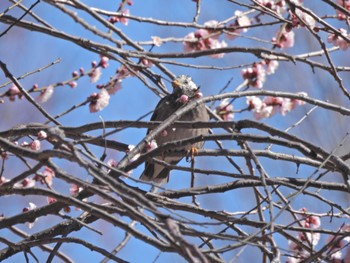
[186,147,198,162]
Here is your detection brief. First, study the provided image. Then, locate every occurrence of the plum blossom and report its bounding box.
[215,98,234,121]
[327,28,350,51]
[287,209,321,262]
[146,139,158,151]
[225,10,251,40]
[246,93,307,120]
[88,88,110,113]
[290,8,316,29]
[325,224,350,260]
[37,130,48,140]
[141,58,153,68]
[14,178,36,188]
[89,67,102,83]
[255,0,287,15]
[106,79,122,95]
[23,202,37,228]
[273,28,295,49]
[335,0,350,20]
[38,85,54,103]
[151,36,162,46]
[68,81,77,88]
[30,140,41,151]
[116,65,133,79]
[265,60,279,75]
[183,24,228,58]
[34,166,55,187]
[107,159,118,169]
[179,94,189,104]
[247,96,274,120]
[241,63,266,88]
[108,9,130,25]
[0,176,9,185]
[6,85,22,101]
[47,197,57,204]
[99,56,109,68]
[70,184,83,196]
[127,145,140,162]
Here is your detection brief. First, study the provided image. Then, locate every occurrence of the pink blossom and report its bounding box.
[209,39,227,58]
[99,56,109,68]
[72,71,79,77]
[108,9,129,25]
[70,184,83,196]
[116,65,133,79]
[141,58,153,68]
[254,104,274,120]
[195,92,203,99]
[327,28,350,51]
[183,27,227,58]
[88,88,110,113]
[89,67,102,83]
[291,92,307,108]
[246,96,279,120]
[241,63,266,88]
[30,140,41,151]
[179,94,189,104]
[6,85,22,101]
[225,10,251,40]
[106,79,122,95]
[246,96,263,110]
[265,60,279,75]
[38,85,54,103]
[68,81,78,88]
[287,239,310,263]
[335,0,350,20]
[216,98,234,121]
[1,151,9,160]
[127,145,140,162]
[151,36,162,46]
[0,176,9,185]
[279,98,294,116]
[255,0,287,15]
[23,202,37,228]
[37,131,47,140]
[203,20,220,37]
[42,166,55,186]
[273,28,295,49]
[47,197,57,204]
[107,159,118,168]
[146,139,158,151]
[14,178,36,188]
[290,8,316,29]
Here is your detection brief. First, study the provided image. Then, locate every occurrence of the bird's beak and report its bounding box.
[172,79,181,89]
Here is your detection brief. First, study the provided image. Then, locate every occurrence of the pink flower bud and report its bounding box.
[179,94,189,104]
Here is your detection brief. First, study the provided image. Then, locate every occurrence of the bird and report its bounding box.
[140,75,210,184]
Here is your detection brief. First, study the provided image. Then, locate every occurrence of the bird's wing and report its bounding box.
[140,94,182,184]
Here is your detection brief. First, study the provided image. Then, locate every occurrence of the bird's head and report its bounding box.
[171,75,201,98]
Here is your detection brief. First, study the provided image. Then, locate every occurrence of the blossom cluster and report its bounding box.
[183,11,251,58]
[287,209,350,263]
[287,209,321,263]
[215,98,234,121]
[327,28,350,51]
[241,60,279,89]
[246,93,307,120]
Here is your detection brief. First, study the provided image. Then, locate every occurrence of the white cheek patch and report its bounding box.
[188,81,198,92]
[172,128,176,132]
